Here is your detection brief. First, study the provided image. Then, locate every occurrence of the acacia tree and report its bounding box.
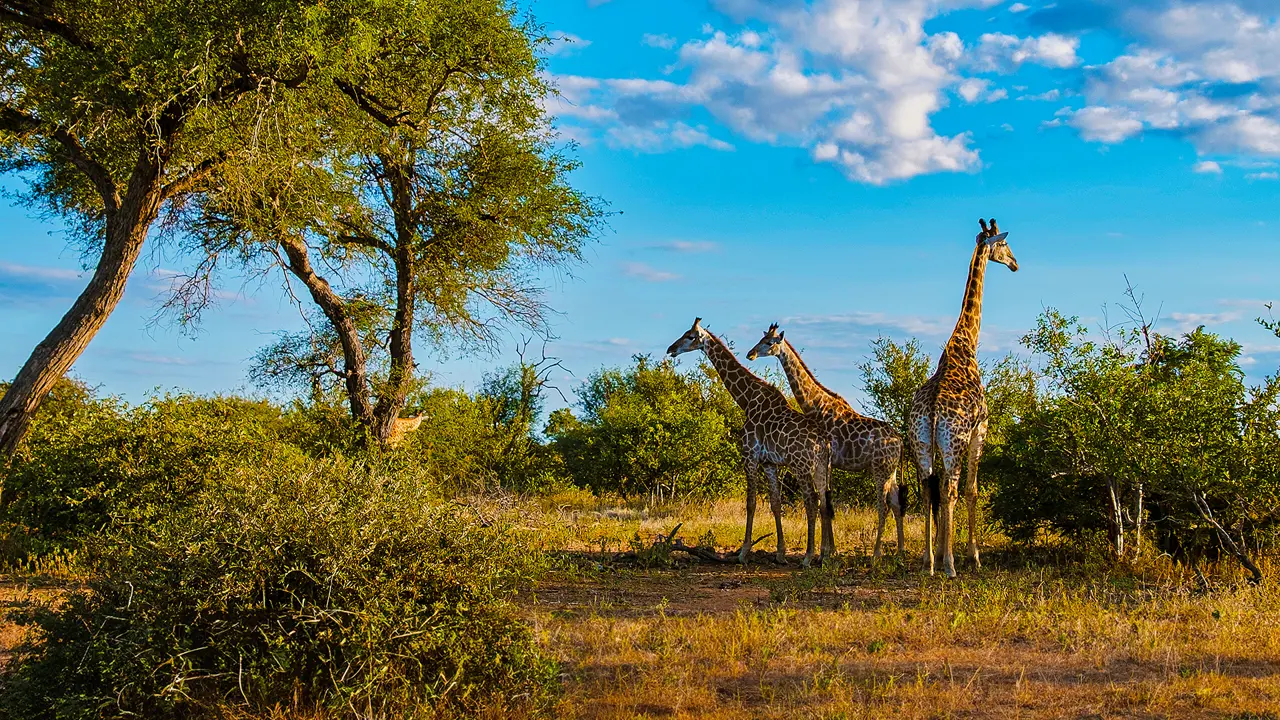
[0,0,323,459]
[183,0,604,445]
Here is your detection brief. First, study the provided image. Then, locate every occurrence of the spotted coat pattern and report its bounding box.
[747,328,906,559]
[908,218,1018,577]
[667,318,835,565]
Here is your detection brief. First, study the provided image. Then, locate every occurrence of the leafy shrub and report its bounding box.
[547,355,743,500]
[1,384,302,561]
[0,457,555,719]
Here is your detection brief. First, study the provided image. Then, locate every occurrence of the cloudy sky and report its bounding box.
[2,0,1279,410]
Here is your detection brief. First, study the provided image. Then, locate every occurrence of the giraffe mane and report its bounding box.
[784,339,858,414]
[705,331,789,403]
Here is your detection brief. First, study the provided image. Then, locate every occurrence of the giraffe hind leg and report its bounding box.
[766,465,786,564]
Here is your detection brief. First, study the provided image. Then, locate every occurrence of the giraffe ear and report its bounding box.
[984,231,1009,245]
[778,330,785,339]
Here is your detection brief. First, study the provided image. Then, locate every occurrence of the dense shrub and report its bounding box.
[0,458,555,719]
[548,355,743,500]
[985,311,1280,571]
[1,383,303,560]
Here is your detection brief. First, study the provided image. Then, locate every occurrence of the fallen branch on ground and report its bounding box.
[610,524,775,564]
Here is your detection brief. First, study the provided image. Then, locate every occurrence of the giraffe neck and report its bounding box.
[702,332,785,412]
[942,242,989,366]
[777,340,856,417]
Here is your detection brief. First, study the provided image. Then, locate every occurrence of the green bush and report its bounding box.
[0,457,555,719]
[547,355,743,500]
[1,384,306,561]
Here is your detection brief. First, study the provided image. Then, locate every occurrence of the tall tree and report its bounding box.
[182,0,604,445]
[0,0,318,459]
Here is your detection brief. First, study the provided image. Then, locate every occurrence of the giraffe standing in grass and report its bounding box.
[667,318,835,565]
[909,218,1018,577]
[747,325,906,560]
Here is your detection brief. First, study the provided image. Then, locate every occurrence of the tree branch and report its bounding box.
[1191,491,1263,585]
[50,127,120,212]
[334,79,416,129]
[0,1,94,50]
[160,152,226,201]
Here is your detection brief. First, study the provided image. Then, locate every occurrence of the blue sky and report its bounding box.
[2,0,1279,412]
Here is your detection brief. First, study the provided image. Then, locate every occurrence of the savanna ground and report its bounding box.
[3,492,1279,719]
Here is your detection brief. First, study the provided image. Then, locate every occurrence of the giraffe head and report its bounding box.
[666,317,710,357]
[978,217,1017,272]
[745,323,785,361]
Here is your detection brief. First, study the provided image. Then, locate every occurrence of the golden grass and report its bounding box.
[517,492,1280,719]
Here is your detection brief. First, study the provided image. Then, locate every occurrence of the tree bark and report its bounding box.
[369,152,417,445]
[276,235,376,432]
[0,165,162,461]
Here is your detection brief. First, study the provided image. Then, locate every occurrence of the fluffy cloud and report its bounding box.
[1193,160,1223,173]
[1056,2,1280,160]
[546,0,1280,182]
[621,262,681,282]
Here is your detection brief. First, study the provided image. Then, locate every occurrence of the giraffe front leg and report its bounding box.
[821,488,836,564]
[872,487,888,562]
[966,421,988,569]
[741,459,759,565]
[871,457,896,562]
[765,465,786,564]
[801,489,818,567]
[940,462,963,579]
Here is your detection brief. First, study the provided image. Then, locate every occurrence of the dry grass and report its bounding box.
[519,491,1280,719]
[3,491,1278,718]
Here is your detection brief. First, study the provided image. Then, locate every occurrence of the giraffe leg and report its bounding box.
[821,488,836,563]
[765,464,786,564]
[740,458,759,565]
[801,488,818,567]
[938,441,966,579]
[910,415,936,574]
[887,457,906,559]
[966,420,988,569]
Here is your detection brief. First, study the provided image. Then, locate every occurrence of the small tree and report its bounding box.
[548,355,742,500]
[178,0,604,445]
[858,337,931,500]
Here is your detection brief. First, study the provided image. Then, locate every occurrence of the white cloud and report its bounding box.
[1060,3,1280,160]
[958,78,989,103]
[651,240,720,253]
[606,122,733,152]
[1246,171,1279,181]
[642,33,676,49]
[1022,88,1061,102]
[1068,106,1144,143]
[1193,160,1223,173]
[0,261,82,281]
[973,32,1081,72]
[1008,2,1030,11]
[621,262,680,282]
[1163,309,1244,334]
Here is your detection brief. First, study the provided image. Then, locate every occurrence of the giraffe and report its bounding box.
[387,415,425,447]
[908,218,1018,577]
[746,325,907,560]
[666,318,835,565]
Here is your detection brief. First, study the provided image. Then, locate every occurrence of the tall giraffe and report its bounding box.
[666,318,835,565]
[909,218,1018,577]
[747,326,906,559]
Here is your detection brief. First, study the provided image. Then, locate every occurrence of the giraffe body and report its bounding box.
[908,218,1017,577]
[667,318,835,565]
[747,328,906,559]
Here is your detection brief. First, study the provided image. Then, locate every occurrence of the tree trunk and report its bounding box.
[1131,482,1144,557]
[369,152,417,446]
[1106,477,1125,558]
[276,235,376,433]
[0,180,161,462]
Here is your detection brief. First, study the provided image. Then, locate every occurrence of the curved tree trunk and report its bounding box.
[0,190,160,461]
[276,235,376,433]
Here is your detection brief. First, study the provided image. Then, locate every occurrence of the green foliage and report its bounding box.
[986,309,1280,564]
[857,337,931,436]
[0,457,554,719]
[0,382,304,561]
[548,355,743,499]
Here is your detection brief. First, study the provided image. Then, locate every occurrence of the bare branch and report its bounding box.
[0,1,94,50]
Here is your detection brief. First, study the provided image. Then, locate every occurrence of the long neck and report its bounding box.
[943,243,988,364]
[777,340,857,417]
[702,333,784,411]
